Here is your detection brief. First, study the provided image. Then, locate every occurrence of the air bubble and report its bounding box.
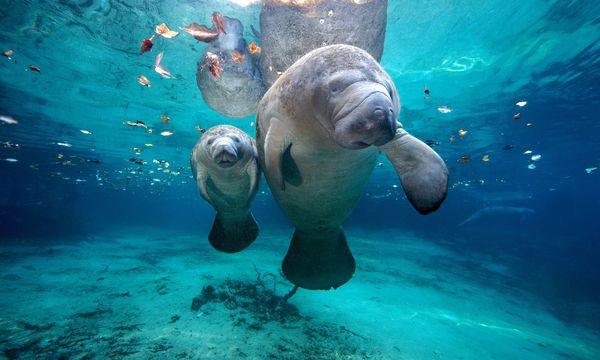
[319,18,325,24]
[328,10,334,17]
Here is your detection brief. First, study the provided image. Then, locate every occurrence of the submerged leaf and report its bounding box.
[212,12,226,34]
[181,23,219,43]
[155,23,179,38]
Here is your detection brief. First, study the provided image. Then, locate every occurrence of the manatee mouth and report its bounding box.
[333,91,397,149]
[212,139,239,168]
[352,141,371,149]
[215,150,237,168]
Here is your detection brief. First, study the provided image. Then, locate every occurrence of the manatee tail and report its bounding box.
[208,212,259,253]
[282,228,355,290]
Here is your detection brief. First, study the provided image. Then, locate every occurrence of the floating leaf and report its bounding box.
[0,115,18,125]
[230,50,246,64]
[181,23,219,42]
[154,52,175,79]
[437,106,452,114]
[155,23,179,38]
[137,75,151,87]
[212,12,226,34]
[140,35,155,54]
[248,42,261,55]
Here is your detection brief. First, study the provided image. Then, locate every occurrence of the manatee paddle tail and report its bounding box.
[208,212,259,253]
[282,227,355,290]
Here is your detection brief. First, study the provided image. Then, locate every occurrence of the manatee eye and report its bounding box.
[329,82,343,96]
[232,136,240,143]
[207,138,214,145]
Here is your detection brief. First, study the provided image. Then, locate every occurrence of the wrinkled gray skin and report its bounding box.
[191,125,261,253]
[197,16,266,118]
[259,0,387,87]
[256,45,448,290]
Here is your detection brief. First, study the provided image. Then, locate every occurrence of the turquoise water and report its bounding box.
[1,1,600,358]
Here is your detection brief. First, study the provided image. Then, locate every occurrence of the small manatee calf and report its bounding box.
[256,45,448,290]
[191,125,261,253]
[196,16,265,118]
[259,0,387,87]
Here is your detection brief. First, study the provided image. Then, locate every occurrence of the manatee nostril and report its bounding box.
[373,108,385,120]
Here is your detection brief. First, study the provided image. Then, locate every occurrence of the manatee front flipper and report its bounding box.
[209,212,259,253]
[194,165,215,207]
[264,117,292,191]
[245,158,259,207]
[379,125,448,215]
[282,228,355,290]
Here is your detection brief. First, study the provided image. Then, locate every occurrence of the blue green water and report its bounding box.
[1,1,600,358]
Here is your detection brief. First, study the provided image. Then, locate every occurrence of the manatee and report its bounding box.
[191,125,261,253]
[256,45,448,290]
[459,206,536,227]
[197,16,266,118]
[259,0,387,87]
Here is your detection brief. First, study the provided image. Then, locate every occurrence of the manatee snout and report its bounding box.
[212,138,240,168]
[333,92,397,149]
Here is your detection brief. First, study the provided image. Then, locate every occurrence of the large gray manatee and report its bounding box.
[259,0,387,87]
[197,16,265,118]
[191,125,261,253]
[256,45,448,290]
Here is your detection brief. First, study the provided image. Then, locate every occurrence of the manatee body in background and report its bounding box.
[259,0,387,87]
[196,16,265,118]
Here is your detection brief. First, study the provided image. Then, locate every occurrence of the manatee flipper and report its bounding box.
[208,212,259,253]
[194,165,214,207]
[379,125,448,215]
[282,228,355,290]
[264,117,292,191]
[245,159,259,207]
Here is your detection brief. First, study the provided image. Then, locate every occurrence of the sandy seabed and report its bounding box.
[0,227,598,359]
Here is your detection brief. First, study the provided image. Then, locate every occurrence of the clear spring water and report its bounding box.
[1,1,599,359]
